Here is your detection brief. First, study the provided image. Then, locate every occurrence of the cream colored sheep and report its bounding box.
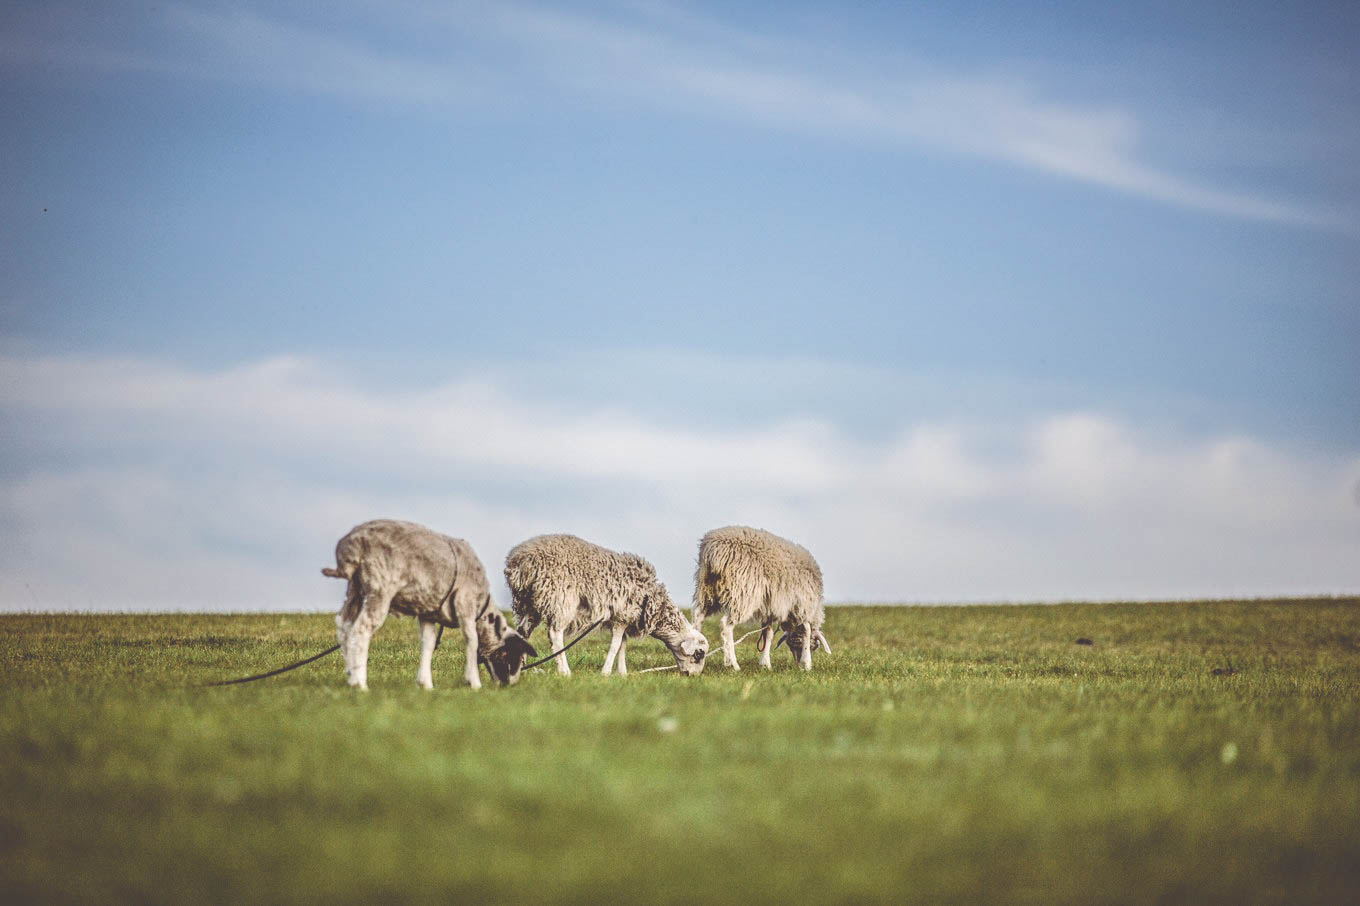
[692,525,830,671]
[324,519,536,690]
[505,534,709,676]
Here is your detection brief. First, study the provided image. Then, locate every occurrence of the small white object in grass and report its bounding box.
[1220,742,1238,765]
[657,717,679,734]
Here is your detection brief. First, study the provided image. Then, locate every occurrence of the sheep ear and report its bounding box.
[774,632,788,650]
[815,630,832,655]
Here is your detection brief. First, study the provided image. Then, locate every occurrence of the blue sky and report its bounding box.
[2,1,1357,610]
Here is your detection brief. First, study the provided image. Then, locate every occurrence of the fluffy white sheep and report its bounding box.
[324,519,536,690]
[691,525,830,671]
[505,534,710,676]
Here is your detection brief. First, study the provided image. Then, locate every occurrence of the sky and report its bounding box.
[1,0,1357,611]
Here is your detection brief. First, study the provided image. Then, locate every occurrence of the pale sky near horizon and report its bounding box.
[2,1,1357,611]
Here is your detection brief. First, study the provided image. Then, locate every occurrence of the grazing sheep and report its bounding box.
[323,519,537,690]
[692,525,830,671]
[505,534,710,676]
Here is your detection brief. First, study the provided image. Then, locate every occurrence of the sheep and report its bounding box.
[323,519,537,690]
[691,525,831,671]
[504,534,710,676]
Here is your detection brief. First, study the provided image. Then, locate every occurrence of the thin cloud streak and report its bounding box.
[398,1,1352,229]
[3,1,1345,229]
[474,3,1344,228]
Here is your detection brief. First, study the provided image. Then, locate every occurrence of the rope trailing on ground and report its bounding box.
[210,559,477,687]
[631,663,676,674]
[204,613,683,686]
[632,628,763,673]
[202,644,341,687]
[520,618,608,671]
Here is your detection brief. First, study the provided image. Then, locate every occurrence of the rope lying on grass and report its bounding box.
[519,618,607,671]
[632,628,764,673]
[204,581,479,687]
[205,558,486,687]
[202,618,759,686]
[203,617,607,687]
[201,644,341,687]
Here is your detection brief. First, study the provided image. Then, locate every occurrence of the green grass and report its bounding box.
[2,599,1358,904]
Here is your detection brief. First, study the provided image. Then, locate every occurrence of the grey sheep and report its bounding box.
[505,534,710,676]
[692,525,831,671]
[323,519,537,690]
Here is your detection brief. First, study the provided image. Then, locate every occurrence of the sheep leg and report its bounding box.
[616,638,627,676]
[459,619,482,689]
[757,624,774,669]
[720,613,740,671]
[334,575,364,682]
[601,624,625,675]
[548,626,571,676]
[345,587,394,691]
[416,620,439,690]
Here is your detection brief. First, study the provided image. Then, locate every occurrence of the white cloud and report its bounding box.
[1,351,1356,610]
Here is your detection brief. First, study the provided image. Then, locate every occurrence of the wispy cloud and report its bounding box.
[2,352,1356,610]
[462,2,1346,228]
[4,1,1347,229]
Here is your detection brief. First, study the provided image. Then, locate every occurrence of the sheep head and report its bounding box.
[654,609,709,675]
[775,621,831,671]
[481,632,537,685]
[477,607,538,685]
[639,584,710,676]
[668,626,710,676]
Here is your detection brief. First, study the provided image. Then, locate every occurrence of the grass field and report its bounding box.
[2,599,1358,904]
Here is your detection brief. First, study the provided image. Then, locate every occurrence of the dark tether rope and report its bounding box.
[205,563,473,688]
[201,644,341,686]
[519,618,607,671]
[205,615,603,686]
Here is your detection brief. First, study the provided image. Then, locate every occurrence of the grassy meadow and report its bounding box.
[2,599,1358,904]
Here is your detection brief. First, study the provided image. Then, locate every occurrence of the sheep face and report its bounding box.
[477,608,538,685]
[481,631,538,686]
[778,622,831,671]
[642,586,710,676]
[665,627,710,676]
